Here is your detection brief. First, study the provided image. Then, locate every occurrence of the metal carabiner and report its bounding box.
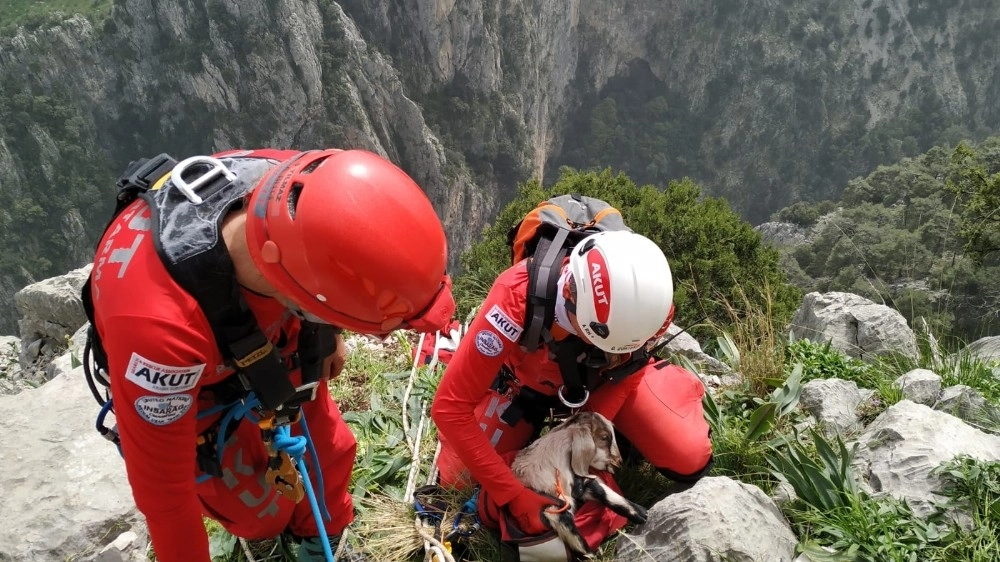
[557,385,590,409]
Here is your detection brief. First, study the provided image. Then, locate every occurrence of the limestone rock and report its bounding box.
[960,336,1000,363]
[933,384,999,427]
[615,477,797,562]
[852,400,1000,518]
[13,264,92,381]
[894,369,942,406]
[789,292,918,363]
[0,354,144,561]
[799,378,872,434]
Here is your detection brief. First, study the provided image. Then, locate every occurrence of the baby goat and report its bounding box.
[511,411,648,556]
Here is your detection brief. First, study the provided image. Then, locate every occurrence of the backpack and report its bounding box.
[505,194,629,354]
[81,152,334,453]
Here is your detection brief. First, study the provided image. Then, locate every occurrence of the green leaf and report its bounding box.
[762,377,786,388]
[717,331,740,365]
[702,390,723,433]
[208,528,238,561]
[798,541,857,562]
[745,402,777,441]
[773,363,804,418]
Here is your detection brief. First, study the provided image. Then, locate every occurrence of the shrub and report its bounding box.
[455,168,802,339]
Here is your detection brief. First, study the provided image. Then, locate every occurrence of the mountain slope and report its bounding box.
[1,0,999,333]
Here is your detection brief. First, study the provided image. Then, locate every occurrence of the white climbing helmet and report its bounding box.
[568,230,674,353]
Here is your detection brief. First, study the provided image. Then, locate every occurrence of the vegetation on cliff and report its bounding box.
[771,136,1000,344]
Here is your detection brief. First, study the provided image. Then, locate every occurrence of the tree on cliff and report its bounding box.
[950,140,1000,266]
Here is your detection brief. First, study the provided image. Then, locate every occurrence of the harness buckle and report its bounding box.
[557,385,589,409]
[256,381,319,430]
[117,153,177,193]
[170,156,237,204]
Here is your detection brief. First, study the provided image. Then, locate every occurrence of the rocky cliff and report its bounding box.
[1,0,999,334]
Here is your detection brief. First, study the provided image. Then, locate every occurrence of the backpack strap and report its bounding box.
[82,154,180,409]
[521,228,570,353]
[544,333,594,408]
[149,206,302,415]
[112,154,178,220]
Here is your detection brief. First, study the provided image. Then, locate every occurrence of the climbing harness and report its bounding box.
[194,392,336,560]
[81,152,341,562]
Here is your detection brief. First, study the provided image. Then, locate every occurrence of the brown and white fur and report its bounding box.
[511,412,648,556]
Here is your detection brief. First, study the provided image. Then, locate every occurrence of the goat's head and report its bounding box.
[564,411,622,476]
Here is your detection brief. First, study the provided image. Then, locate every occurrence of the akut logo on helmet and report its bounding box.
[587,248,611,322]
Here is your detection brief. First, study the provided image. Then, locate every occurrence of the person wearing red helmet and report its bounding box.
[84,148,454,562]
[431,230,712,549]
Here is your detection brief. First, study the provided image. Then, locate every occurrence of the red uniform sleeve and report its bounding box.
[105,314,216,562]
[430,268,529,506]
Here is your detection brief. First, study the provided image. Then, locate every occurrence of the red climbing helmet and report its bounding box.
[245,149,454,334]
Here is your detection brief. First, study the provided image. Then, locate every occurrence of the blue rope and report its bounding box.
[286,419,335,561]
[450,487,481,539]
[204,394,334,561]
[194,400,242,484]
[299,414,332,522]
[96,399,123,457]
[215,396,260,457]
[98,386,334,560]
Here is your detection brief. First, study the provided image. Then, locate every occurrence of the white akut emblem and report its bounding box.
[475,330,505,357]
[124,353,205,394]
[486,305,523,343]
[134,394,194,426]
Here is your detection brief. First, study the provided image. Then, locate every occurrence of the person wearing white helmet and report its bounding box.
[568,231,675,354]
[432,228,712,551]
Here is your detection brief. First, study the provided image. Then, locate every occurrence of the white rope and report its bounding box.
[404,399,428,503]
[402,331,428,456]
[402,324,466,562]
[238,538,256,561]
[334,527,349,561]
[415,513,457,562]
[426,439,443,487]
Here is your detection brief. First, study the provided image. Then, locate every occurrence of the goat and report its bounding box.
[511,411,648,556]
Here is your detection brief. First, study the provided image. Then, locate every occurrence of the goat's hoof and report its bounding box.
[629,503,648,524]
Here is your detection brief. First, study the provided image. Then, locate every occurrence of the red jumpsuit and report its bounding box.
[90,198,356,562]
[431,260,712,508]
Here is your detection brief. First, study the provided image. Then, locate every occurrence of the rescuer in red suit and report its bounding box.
[87,148,455,562]
[431,230,712,540]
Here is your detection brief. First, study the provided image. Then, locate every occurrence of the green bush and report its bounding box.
[785,339,887,388]
[455,167,802,339]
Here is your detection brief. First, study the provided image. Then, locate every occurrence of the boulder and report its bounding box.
[13,264,92,381]
[960,336,1000,364]
[894,369,942,406]
[933,385,999,427]
[615,477,797,562]
[789,292,918,363]
[852,400,1000,517]
[0,352,146,561]
[662,325,733,382]
[799,378,872,434]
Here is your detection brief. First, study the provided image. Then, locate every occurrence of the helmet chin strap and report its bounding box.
[288,305,332,325]
[554,268,577,335]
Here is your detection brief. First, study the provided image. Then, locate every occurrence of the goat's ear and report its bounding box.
[570,425,597,476]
